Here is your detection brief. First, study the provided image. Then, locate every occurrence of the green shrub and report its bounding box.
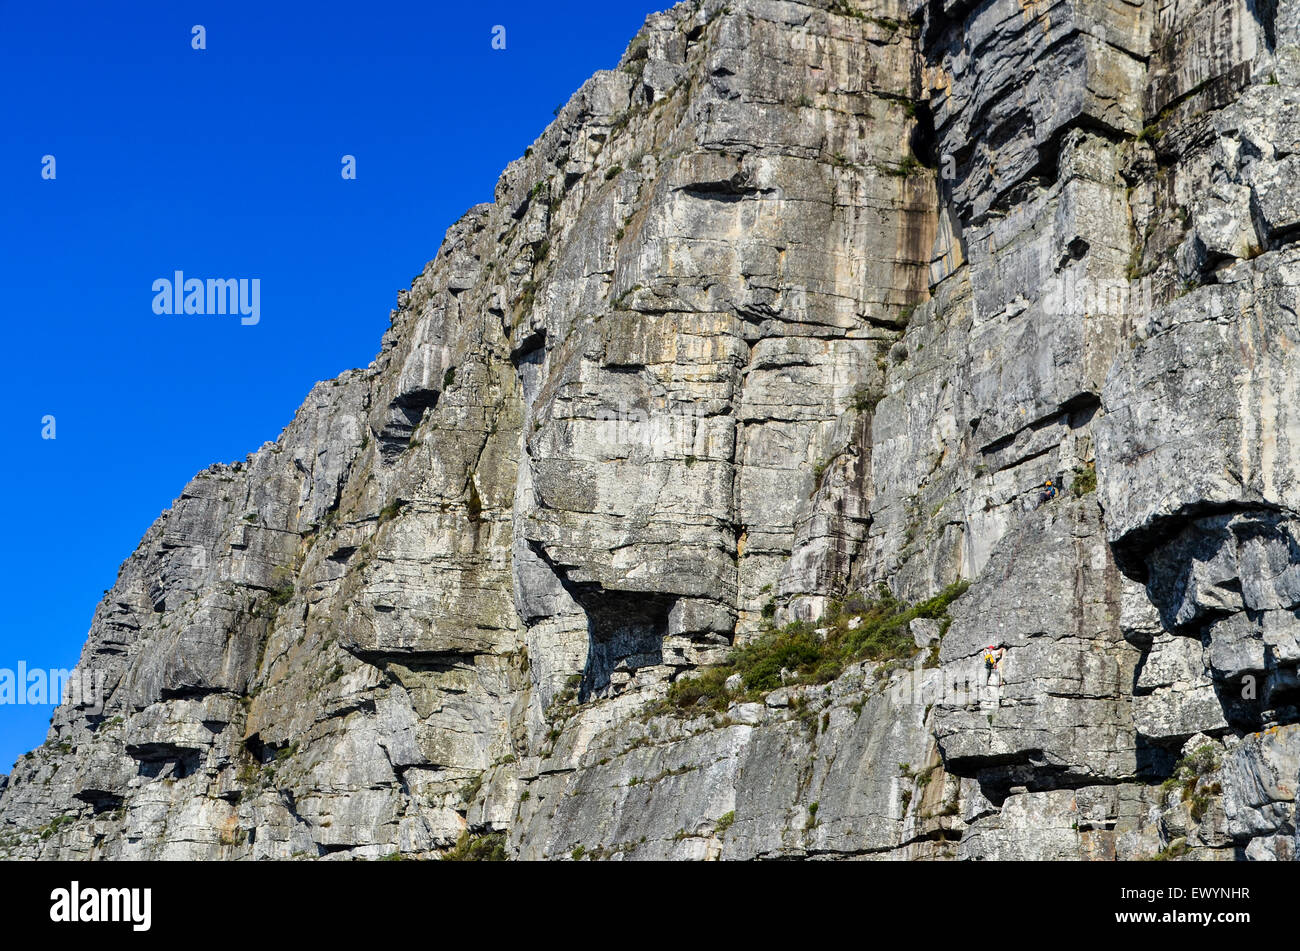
[442,831,507,861]
[1150,837,1190,861]
[1070,464,1097,497]
[37,814,77,840]
[851,383,884,413]
[662,581,970,713]
[1161,744,1222,813]
[663,666,732,711]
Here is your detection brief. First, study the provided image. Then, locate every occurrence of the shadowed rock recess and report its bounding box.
[4,0,1300,861]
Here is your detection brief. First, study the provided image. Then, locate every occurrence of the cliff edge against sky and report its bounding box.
[2,0,1299,861]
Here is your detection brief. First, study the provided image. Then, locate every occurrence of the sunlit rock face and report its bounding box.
[3,0,1299,861]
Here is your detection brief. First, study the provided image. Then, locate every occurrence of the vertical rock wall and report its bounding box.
[2,0,1298,860]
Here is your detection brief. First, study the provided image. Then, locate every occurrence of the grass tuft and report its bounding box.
[659,581,970,714]
[442,831,507,861]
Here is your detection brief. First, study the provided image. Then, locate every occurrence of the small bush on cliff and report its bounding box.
[442,831,507,861]
[1070,463,1097,497]
[1161,743,1221,817]
[37,814,76,841]
[851,383,884,413]
[1149,837,1190,861]
[828,0,865,19]
[662,581,970,713]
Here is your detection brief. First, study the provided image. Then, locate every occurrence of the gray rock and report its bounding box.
[910,618,940,648]
[5,0,1300,862]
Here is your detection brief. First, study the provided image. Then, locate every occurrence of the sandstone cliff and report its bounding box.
[2,0,1298,860]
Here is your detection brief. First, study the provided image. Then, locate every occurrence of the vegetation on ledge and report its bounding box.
[441,831,508,861]
[1160,743,1222,821]
[662,581,970,714]
[1070,462,1097,497]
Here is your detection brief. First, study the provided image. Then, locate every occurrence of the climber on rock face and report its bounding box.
[1038,478,1058,505]
[983,644,1006,687]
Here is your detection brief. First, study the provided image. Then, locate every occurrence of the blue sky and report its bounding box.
[0,0,667,770]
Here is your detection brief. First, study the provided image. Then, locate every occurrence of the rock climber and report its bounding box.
[983,643,1006,687]
[1038,477,1059,505]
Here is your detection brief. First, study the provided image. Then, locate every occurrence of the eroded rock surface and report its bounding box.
[3,0,1299,860]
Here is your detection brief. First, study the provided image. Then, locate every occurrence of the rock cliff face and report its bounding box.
[3,0,1299,860]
